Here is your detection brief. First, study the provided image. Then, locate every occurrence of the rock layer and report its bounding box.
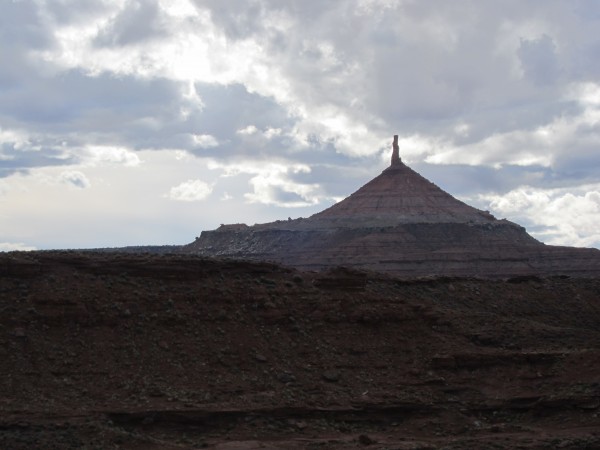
[184,139,600,277]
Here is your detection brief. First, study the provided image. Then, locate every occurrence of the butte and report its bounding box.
[184,136,600,278]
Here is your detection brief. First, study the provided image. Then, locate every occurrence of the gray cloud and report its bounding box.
[40,0,115,26]
[59,170,90,189]
[0,141,77,178]
[518,35,560,86]
[185,82,296,158]
[1,69,179,130]
[94,0,167,47]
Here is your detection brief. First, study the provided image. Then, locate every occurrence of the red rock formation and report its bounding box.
[184,137,600,278]
[391,134,401,165]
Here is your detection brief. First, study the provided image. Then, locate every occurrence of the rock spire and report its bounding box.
[391,134,401,166]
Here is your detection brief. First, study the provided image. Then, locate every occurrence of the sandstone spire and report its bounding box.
[391,134,401,166]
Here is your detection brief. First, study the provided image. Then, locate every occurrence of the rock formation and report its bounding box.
[391,134,401,165]
[184,137,600,278]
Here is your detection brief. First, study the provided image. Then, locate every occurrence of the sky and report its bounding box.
[1,0,600,251]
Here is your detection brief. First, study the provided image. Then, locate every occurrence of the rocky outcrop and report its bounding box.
[184,137,600,277]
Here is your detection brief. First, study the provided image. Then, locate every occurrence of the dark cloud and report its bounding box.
[183,83,296,157]
[1,68,179,128]
[554,140,600,184]
[0,66,188,177]
[0,1,54,49]
[266,186,309,205]
[39,0,115,26]
[0,142,77,178]
[414,162,555,197]
[94,0,168,47]
[195,83,290,134]
[0,1,56,92]
[194,0,332,41]
[518,35,560,86]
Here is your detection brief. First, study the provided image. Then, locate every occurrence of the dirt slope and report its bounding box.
[1,251,600,449]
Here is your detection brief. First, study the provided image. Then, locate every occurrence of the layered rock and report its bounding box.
[184,138,600,278]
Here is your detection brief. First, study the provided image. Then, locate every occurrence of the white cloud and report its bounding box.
[209,160,323,207]
[85,146,141,167]
[59,170,90,189]
[237,125,258,135]
[236,125,281,140]
[0,128,29,153]
[426,129,555,168]
[0,242,37,252]
[192,134,219,148]
[245,168,321,208]
[573,82,600,106]
[0,180,9,195]
[479,184,600,248]
[425,82,600,169]
[264,127,281,139]
[160,0,197,19]
[168,179,213,201]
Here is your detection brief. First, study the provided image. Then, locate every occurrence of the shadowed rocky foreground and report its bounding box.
[2,251,600,449]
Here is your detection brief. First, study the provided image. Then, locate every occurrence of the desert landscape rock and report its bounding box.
[1,251,600,448]
[185,137,600,278]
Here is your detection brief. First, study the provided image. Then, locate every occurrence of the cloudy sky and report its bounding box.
[2,0,600,251]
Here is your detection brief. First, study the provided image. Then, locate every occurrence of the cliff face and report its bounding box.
[184,144,600,278]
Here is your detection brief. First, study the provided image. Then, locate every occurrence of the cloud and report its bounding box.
[0,242,37,252]
[237,125,258,136]
[236,125,281,139]
[192,134,219,148]
[0,179,9,195]
[244,166,321,208]
[17,0,599,168]
[0,138,76,178]
[84,146,141,167]
[59,170,90,189]
[517,34,560,86]
[168,179,213,201]
[425,81,600,172]
[477,184,600,248]
[209,160,324,207]
[94,0,167,47]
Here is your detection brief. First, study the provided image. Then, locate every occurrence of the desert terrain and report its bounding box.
[2,250,599,449]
